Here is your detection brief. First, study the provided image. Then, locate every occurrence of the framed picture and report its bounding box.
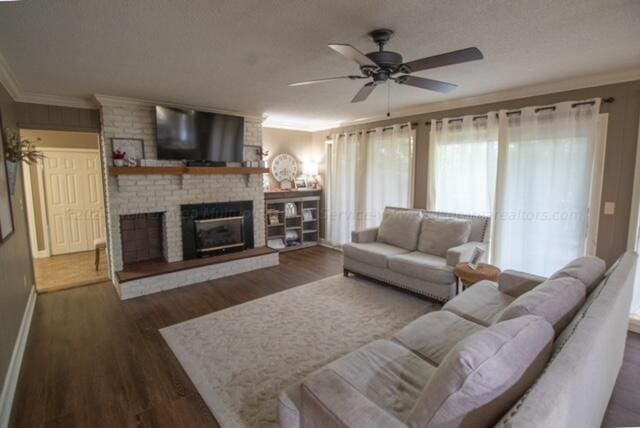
[295,176,307,189]
[467,246,485,270]
[111,138,145,160]
[0,118,15,243]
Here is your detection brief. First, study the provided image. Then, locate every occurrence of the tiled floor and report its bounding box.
[34,249,109,293]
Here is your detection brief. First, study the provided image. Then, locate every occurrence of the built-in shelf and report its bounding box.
[109,166,269,176]
[265,194,321,252]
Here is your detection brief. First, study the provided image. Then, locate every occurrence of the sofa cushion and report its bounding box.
[497,277,586,335]
[388,252,455,285]
[300,340,437,425]
[417,216,472,257]
[406,316,554,428]
[549,255,606,293]
[377,208,423,251]
[394,311,484,366]
[443,281,515,326]
[343,242,409,269]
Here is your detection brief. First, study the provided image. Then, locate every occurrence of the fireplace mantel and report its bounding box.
[109,166,269,176]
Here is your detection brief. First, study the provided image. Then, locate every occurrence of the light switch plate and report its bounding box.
[604,202,615,215]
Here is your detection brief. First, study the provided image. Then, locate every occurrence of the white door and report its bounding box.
[42,149,106,255]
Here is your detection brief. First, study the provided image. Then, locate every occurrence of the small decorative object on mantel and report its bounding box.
[295,176,307,189]
[280,179,292,190]
[256,147,269,168]
[111,137,145,166]
[271,153,298,190]
[3,127,44,195]
[112,149,126,167]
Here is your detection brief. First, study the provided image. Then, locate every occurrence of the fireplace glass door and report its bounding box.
[194,216,245,254]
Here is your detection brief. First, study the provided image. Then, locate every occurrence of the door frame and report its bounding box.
[626,112,640,333]
[23,147,104,258]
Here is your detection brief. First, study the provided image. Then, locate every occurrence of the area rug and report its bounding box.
[160,274,438,428]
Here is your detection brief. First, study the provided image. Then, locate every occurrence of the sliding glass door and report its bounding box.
[429,99,603,276]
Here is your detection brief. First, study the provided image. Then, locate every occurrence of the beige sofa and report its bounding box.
[279,252,637,428]
[343,207,491,302]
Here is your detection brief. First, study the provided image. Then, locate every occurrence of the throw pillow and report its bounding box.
[417,216,471,257]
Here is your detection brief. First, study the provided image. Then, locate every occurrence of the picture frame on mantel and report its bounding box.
[111,138,145,162]
[0,115,15,243]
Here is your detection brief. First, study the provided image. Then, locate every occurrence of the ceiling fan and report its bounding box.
[289,29,483,103]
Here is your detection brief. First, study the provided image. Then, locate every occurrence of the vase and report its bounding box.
[113,159,125,167]
[259,160,267,168]
[5,160,18,196]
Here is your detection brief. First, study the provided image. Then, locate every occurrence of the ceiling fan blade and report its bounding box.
[403,47,483,73]
[396,75,457,93]
[329,44,378,68]
[288,75,364,86]
[351,82,377,103]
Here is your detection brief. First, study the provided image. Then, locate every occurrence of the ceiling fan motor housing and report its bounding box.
[365,51,403,71]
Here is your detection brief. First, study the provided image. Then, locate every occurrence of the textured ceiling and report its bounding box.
[0,0,639,127]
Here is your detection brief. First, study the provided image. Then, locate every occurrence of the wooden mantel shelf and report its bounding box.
[109,166,269,176]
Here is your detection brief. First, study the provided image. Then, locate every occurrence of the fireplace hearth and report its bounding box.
[182,201,254,259]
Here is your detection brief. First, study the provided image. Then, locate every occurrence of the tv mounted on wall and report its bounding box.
[155,105,244,162]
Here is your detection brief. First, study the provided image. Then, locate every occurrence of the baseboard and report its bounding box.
[629,316,640,334]
[0,286,37,428]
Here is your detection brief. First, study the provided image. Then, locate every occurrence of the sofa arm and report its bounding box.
[301,369,405,428]
[351,227,378,243]
[446,242,486,267]
[498,270,547,298]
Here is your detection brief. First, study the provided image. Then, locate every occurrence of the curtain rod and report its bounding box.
[426,97,614,126]
[325,97,613,138]
[327,122,417,138]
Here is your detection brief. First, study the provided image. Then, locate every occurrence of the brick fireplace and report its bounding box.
[96,96,278,299]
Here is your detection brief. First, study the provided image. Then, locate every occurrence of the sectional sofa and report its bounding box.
[279,250,637,428]
[343,207,491,302]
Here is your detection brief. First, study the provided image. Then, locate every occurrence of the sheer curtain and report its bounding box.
[325,132,361,246]
[325,123,414,246]
[492,100,602,276]
[428,114,498,216]
[363,124,414,227]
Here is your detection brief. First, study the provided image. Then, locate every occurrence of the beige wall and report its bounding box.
[316,80,640,266]
[20,130,100,251]
[0,83,35,391]
[262,127,325,189]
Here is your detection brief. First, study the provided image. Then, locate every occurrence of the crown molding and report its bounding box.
[93,94,263,121]
[16,92,97,109]
[0,51,96,109]
[316,67,640,131]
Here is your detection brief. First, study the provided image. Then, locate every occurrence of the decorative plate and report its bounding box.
[270,154,298,182]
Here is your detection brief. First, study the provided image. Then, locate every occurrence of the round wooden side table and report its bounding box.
[454,263,501,294]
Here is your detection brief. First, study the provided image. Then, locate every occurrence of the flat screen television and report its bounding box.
[155,105,244,162]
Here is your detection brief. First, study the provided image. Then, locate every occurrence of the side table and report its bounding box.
[454,263,501,294]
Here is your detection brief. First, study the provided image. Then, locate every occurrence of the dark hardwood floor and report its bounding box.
[9,246,640,427]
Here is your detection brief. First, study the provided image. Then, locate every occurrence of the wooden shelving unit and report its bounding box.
[265,194,320,252]
[108,166,269,176]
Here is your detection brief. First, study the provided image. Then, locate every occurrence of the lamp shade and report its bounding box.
[303,161,318,176]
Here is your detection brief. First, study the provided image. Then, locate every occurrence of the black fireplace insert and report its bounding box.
[181,201,254,259]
